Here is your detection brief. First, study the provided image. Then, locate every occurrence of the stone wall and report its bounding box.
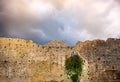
[74,38,120,82]
[0,37,120,82]
[0,37,73,82]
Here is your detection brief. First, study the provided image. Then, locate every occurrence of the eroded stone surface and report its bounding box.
[74,38,120,82]
[0,37,120,82]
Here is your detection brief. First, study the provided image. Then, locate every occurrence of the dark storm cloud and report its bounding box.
[0,0,120,45]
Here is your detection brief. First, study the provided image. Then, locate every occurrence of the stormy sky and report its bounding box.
[0,0,120,45]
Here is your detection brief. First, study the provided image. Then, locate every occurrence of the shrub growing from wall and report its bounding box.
[65,55,83,82]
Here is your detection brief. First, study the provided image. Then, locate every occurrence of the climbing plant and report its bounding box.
[65,55,83,82]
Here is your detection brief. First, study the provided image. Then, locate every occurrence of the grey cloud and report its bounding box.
[0,0,120,46]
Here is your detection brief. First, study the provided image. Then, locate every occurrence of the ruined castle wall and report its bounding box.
[74,38,120,82]
[0,37,120,82]
[0,38,40,82]
[0,38,72,82]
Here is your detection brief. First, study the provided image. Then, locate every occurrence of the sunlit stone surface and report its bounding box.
[0,37,120,82]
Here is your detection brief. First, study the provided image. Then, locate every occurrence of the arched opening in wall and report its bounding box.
[65,53,84,82]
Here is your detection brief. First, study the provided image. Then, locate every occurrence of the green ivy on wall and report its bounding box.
[65,55,83,82]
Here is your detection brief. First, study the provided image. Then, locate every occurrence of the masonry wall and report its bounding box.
[0,38,72,82]
[0,37,120,82]
[74,38,120,82]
